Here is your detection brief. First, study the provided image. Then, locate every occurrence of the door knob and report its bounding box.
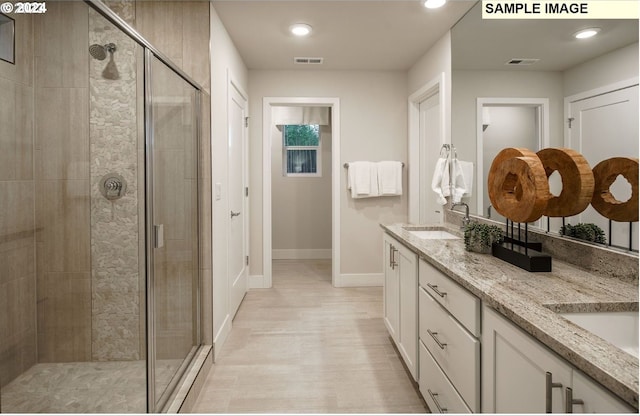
[231,211,241,218]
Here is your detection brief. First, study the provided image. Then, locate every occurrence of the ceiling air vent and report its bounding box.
[294,57,324,65]
[505,58,540,66]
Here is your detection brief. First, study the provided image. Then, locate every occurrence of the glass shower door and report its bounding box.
[147,53,200,411]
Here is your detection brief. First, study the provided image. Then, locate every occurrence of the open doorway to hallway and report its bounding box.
[271,106,332,269]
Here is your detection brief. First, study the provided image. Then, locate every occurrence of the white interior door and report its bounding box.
[419,93,443,224]
[567,85,639,250]
[228,82,248,317]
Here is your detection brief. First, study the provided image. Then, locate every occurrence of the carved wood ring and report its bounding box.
[536,148,594,217]
[591,157,639,222]
[488,154,549,223]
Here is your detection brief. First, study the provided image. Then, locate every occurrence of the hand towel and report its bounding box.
[450,159,469,204]
[377,161,403,196]
[458,161,474,198]
[347,161,379,198]
[431,157,449,205]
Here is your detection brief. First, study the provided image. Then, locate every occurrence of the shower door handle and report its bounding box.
[154,224,164,248]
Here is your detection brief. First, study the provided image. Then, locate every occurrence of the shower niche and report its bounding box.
[0,1,209,413]
[0,13,14,64]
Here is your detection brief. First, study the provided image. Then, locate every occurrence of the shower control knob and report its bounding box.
[99,173,127,201]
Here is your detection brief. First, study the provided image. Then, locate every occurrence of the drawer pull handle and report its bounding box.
[545,372,563,413]
[427,329,447,350]
[427,389,448,413]
[427,283,447,298]
[565,387,584,413]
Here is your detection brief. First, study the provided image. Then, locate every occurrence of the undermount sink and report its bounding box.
[406,229,460,240]
[559,311,639,358]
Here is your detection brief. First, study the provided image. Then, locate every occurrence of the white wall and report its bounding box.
[210,4,248,353]
[271,112,332,258]
[451,70,565,213]
[407,32,452,224]
[563,43,639,97]
[249,70,408,277]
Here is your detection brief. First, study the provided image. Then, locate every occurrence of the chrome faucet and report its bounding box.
[451,202,470,228]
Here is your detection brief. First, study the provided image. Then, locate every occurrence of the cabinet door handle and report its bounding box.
[565,387,584,413]
[427,329,447,350]
[426,283,447,298]
[391,247,398,270]
[389,245,396,269]
[545,372,563,413]
[427,389,448,413]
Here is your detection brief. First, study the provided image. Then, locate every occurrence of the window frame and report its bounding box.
[282,124,322,177]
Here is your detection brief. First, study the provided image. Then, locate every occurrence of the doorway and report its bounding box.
[261,98,341,288]
[408,74,446,224]
[476,98,549,228]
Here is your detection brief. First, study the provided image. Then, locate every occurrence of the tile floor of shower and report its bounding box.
[1,359,181,413]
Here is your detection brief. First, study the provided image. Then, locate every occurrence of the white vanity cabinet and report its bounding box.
[383,233,418,380]
[418,258,480,413]
[570,369,636,413]
[482,306,635,413]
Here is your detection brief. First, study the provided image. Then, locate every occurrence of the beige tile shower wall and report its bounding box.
[0,11,36,386]
[33,1,91,363]
[134,1,211,94]
[88,5,141,361]
[0,32,36,378]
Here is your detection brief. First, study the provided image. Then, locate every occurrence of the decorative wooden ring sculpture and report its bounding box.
[536,148,594,217]
[487,147,538,203]
[488,154,549,223]
[591,157,639,222]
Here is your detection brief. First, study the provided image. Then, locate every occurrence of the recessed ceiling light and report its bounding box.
[290,23,312,37]
[424,0,446,9]
[574,27,601,39]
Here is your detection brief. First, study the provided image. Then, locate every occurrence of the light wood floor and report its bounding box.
[192,259,428,413]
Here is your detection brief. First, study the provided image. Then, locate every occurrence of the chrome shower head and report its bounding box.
[89,43,107,60]
[89,43,116,61]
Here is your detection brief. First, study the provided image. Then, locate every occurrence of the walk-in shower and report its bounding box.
[0,0,210,412]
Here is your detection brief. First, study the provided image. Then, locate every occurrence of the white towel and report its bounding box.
[459,161,474,198]
[347,161,379,198]
[431,157,449,205]
[449,159,474,203]
[377,161,403,196]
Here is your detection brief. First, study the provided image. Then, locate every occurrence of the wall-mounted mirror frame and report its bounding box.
[451,1,639,253]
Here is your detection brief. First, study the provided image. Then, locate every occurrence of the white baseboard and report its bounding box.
[212,314,231,362]
[272,249,332,260]
[249,274,267,289]
[335,273,383,287]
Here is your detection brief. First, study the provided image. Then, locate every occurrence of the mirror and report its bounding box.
[451,2,639,252]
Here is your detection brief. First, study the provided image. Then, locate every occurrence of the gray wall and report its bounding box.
[271,111,332,258]
[248,70,409,276]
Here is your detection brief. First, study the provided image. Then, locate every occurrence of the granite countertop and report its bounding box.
[382,223,639,409]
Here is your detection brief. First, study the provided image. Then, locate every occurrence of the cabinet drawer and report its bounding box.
[419,258,480,336]
[419,341,471,414]
[420,287,480,411]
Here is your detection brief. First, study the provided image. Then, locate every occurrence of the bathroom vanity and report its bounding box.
[381,223,638,413]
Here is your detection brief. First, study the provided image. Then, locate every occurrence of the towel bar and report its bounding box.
[344,162,405,168]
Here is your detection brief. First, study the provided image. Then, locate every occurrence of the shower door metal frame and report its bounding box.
[85,1,205,412]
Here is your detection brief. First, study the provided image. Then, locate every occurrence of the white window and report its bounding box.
[282,124,321,177]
